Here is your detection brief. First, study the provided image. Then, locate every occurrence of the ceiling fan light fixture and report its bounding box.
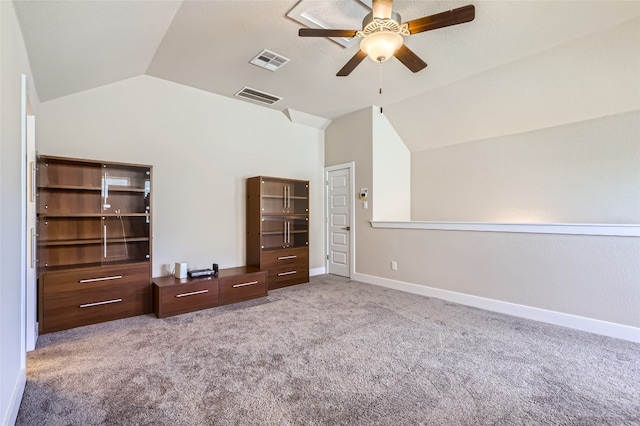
[360,31,403,62]
[298,3,475,76]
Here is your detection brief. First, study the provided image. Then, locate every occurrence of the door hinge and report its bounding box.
[326,255,329,260]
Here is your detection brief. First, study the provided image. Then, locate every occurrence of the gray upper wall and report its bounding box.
[384,17,640,153]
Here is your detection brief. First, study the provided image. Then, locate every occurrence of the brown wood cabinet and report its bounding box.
[218,266,268,304]
[37,155,152,333]
[153,276,219,319]
[246,176,309,289]
[152,267,267,318]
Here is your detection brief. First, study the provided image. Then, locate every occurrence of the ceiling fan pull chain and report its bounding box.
[379,61,384,113]
[379,60,383,95]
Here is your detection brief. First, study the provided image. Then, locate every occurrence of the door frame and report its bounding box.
[22,74,39,352]
[324,162,355,278]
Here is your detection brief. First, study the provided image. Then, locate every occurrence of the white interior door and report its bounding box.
[327,166,352,277]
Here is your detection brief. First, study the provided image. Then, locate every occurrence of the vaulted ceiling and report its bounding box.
[13,0,640,150]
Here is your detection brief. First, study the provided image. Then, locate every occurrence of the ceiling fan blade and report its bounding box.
[299,28,358,38]
[337,50,368,77]
[372,0,393,19]
[394,44,427,73]
[405,5,475,35]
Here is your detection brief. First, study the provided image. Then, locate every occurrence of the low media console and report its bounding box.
[152,266,267,318]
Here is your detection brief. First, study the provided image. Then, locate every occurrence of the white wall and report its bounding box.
[372,109,410,221]
[0,3,39,425]
[37,75,325,277]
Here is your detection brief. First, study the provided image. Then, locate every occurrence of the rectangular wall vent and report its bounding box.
[250,49,290,72]
[234,87,282,105]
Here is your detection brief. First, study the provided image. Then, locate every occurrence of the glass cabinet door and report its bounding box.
[101,165,151,264]
[261,179,308,215]
[101,165,150,214]
[260,216,309,250]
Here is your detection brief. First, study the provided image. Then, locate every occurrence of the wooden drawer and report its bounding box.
[42,282,150,334]
[42,263,149,292]
[267,266,309,289]
[261,247,308,289]
[152,277,218,319]
[40,264,151,333]
[219,267,267,305]
[261,247,308,269]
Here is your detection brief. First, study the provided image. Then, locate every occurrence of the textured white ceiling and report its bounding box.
[13,0,182,101]
[12,0,640,150]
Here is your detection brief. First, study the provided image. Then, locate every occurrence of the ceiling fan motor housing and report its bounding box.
[358,11,408,62]
[361,11,403,32]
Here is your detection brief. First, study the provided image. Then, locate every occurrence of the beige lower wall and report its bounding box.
[358,227,640,328]
[37,75,325,277]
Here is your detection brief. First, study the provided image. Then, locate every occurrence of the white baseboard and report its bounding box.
[310,267,326,277]
[2,367,25,426]
[352,272,640,343]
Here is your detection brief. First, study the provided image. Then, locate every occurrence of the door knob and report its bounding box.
[342,226,350,231]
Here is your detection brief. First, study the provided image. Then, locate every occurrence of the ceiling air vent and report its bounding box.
[250,49,290,71]
[234,87,282,106]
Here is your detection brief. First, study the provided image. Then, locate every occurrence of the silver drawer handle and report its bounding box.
[79,275,123,283]
[80,298,122,308]
[176,289,209,298]
[278,270,297,276]
[232,281,258,288]
[277,255,297,260]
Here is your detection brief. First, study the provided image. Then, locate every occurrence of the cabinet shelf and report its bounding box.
[105,186,147,193]
[39,260,149,275]
[261,230,307,236]
[38,184,102,191]
[38,185,146,193]
[39,237,150,247]
[261,245,308,251]
[38,213,150,218]
[262,194,308,200]
[261,214,308,218]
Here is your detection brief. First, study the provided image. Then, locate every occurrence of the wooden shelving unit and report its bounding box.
[37,155,153,333]
[246,176,309,289]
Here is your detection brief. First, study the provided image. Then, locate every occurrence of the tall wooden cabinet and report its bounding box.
[37,155,152,333]
[246,176,309,289]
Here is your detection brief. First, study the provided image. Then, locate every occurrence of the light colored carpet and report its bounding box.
[17,275,640,425]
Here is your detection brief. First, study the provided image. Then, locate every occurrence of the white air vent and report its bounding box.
[235,87,282,105]
[250,49,290,71]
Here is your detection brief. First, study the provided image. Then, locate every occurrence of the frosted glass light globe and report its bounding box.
[360,31,403,62]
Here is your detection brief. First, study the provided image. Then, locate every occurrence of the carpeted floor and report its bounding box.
[17,275,640,425]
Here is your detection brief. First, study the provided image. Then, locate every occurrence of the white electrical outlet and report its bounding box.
[391,261,398,270]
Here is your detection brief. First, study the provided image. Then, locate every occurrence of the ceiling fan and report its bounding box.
[298,0,475,76]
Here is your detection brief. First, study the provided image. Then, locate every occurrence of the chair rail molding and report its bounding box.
[370,221,640,237]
